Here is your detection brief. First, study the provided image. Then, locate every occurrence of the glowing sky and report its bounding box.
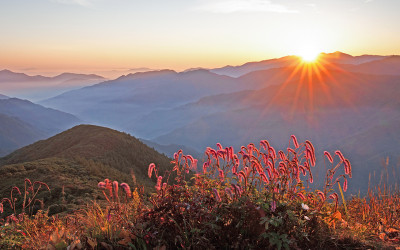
[0,0,399,75]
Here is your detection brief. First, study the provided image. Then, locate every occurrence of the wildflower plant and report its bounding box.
[6,135,397,249]
[0,178,50,218]
[140,136,354,249]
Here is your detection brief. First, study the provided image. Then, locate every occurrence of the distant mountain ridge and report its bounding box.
[348,55,400,75]
[0,69,105,83]
[209,52,391,77]
[0,97,80,155]
[39,69,247,130]
[210,55,301,77]
[0,113,46,156]
[0,69,106,101]
[0,69,49,82]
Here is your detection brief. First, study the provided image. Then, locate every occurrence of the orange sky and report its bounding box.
[1,0,399,77]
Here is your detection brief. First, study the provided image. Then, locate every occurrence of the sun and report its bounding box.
[298,48,321,63]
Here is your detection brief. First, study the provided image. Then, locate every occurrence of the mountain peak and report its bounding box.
[320,51,353,59]
[117,69,177,81]
[0,69,13,74]
[53,72,105,80]
[0,124,166,163]
[0,124,172,188]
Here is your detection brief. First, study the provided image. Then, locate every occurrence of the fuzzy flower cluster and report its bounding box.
[98,179,132,202]
[148,135,352,211]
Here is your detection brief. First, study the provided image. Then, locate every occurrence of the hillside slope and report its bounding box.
[0,125,172,214]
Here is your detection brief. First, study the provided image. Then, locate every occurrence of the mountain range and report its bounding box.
[209,52,392,77]
[0,69,106,101]
[0,51,399,194]
[35,52,400,193]
[0,97,80,156]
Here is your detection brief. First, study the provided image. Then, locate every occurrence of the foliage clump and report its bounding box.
[1,136,399,249]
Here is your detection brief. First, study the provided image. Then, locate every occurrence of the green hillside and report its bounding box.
[0,125,172,215]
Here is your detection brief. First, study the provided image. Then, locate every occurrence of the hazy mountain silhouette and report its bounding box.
[209,52,386,77]
[0,69,106,101]
[0,125,172,215]
[318,51,385,65]
[0,98,80,155]
[40,69,256,131]
[0,69,49,82]
[210,56,301,77]
[348,56,400,75]
[0,94,9,99]
[0,113,46,156]
[140,138,201,159]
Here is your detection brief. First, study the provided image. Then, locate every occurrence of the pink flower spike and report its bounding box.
[213,188,221,202]
[329,193,339,210]
[297,193,306,201]
[155,176,163,191]
[98,182,106,189]
[120,183,131,198]
[192,159,198,170]
[335,150,345,162]
[268,147,276,159]
[218,169,225,182]
[309,171,314,183]
[266,168,272,179]
[317,191,326,201]
[148,163,155,178]
[344,159,352,178]
[24,178,32,186]
[278,151,286,161]
[291,135,299,148]
[186,155,194,164]
[329,193,339,201]
[203,162,209,174]
[113,181,119,199]
[229,147,234,161]
[260,173,269,184]
[305,140,315,154]
[260,140,267,150]
[238,171,246,182]
[343,178,348,192]
[12,187,21,195]
[324,151,334,163]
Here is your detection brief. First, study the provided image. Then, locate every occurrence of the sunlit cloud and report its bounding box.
[50,0,95,6]
[196,0,298,13]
